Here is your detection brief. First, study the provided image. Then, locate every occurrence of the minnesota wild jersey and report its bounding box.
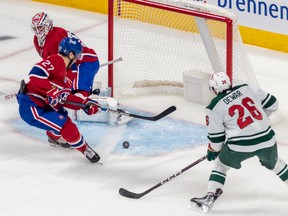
[206,84,278,153]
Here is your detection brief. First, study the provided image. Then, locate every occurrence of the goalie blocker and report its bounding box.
[68,88,133,126]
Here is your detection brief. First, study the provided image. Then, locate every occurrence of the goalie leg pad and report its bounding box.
[108,110,133,126]
[104,97,133,125]
[71,95,133,125]
[71,95,110,123]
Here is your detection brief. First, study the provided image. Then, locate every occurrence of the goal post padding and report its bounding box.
[108,0,258,99]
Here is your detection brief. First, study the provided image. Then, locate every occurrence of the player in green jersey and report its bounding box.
[190,72,288,212]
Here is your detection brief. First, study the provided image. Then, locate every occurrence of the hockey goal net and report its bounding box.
[108,0,258,98]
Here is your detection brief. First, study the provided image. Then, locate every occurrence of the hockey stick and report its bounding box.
[0,79,25,101]
[119,155,207,199]
[0,58,123,101]
[0,92,17,101]
[61,99,176,121]
[100,57,123,67]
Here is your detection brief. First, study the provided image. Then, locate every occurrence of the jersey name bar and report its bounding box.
[223,90,243,105]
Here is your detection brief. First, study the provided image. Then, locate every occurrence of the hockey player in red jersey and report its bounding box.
[17,37,101,163]
[31,12,99,98]
[31,12,101,146]
[190,72,288,212]
[31,12,133,143]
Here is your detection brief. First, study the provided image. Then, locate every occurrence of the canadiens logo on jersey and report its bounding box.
[206,115,209,126]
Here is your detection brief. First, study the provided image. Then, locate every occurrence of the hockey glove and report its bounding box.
[207,143,220,161]
[46,87,60,106]
[46,88,71,106]
[83,99,101,115]
[58,88,71,103]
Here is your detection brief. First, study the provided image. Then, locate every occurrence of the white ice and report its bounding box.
[0,0,288,216]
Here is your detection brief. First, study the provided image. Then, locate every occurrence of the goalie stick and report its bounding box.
[61,99,176,121]
[119,155,207,199]
[100,57,122,67]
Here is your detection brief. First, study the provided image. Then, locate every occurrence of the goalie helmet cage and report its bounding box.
[108,0,258,98]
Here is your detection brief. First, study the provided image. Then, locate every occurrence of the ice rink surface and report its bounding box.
[0,0,288,216]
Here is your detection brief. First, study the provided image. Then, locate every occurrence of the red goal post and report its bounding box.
[108,0,258,98]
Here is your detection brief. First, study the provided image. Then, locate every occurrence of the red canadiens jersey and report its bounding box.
[33,27,98,63]
[25,54,72,102]
[34,27,68,59]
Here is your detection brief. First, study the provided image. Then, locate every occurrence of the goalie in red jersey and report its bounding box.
[31,12,99,98]
[17,37,101,163]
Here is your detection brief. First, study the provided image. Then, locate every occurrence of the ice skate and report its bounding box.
[48,137,71,149]
[190,188,223,213]
[82,145,101,163]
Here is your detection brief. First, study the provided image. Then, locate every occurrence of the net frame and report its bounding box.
[108,0,257,97]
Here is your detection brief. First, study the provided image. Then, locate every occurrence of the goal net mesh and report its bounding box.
[108,0,259,98]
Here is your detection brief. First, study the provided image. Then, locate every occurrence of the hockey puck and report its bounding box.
[122,141,130,149]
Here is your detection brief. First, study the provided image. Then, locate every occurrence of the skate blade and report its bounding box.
[188,201,210,213]
[49,143,72,149]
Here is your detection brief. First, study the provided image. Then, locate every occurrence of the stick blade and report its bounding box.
[125,105,176,121]
[154,105,176,120]
[119,188,141,199]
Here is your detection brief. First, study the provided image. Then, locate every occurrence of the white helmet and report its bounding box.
[209,72,231,94]
[31,12,53,44]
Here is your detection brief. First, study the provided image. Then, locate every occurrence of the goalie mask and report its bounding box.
[31,12,53,45]
[209,72,231,94]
